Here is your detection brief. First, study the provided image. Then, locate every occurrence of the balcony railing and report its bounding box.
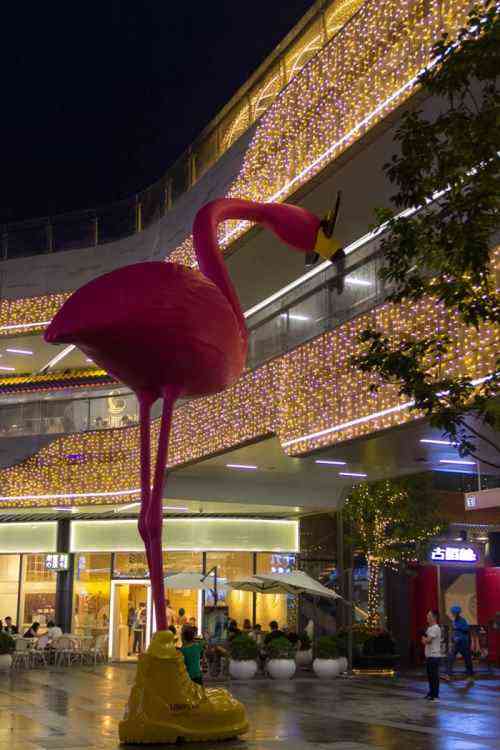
[0,226,385,438]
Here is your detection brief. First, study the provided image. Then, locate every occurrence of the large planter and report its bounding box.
[267,659,296,680]
[0,654,12,671]
[295,649,313,668]
[229,659,258,680]
[313,658,342,679]
[338,656,348,673]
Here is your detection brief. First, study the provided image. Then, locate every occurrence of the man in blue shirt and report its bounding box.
[443,605,474,681]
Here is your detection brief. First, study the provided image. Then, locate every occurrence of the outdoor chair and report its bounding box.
[52,636,77,667]
[88,634,108,666]
[30,635,50,668]
[12,638,31,669]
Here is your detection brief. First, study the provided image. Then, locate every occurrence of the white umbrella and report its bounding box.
[164,571,227,592]
[254,571,342,600]
[227,575,288,594]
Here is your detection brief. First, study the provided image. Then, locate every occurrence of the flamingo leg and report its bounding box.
[145,387,178,632]
[137,394,154,577]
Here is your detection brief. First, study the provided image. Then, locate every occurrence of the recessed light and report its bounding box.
[226,463,258,470]
[339,471,367,478]
[315,459,347,466]
[281,313,310,321]
[164,506,189,512]
[420,438,455,446]
[114,502,141,512]
[439,459,475,465]
[344,278,372,287]
[6,348,33,355]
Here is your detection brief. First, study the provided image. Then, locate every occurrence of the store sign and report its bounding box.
[429,544,478,564]
[45,553,69,571]
[465,488,500,511]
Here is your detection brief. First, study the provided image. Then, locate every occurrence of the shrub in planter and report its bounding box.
[267,636,296,679]
[295,632,313,667]
[313,635,341,679]
[0,631,15,671]
[359,630,398,669]
[335,625,371,661]
[229,634,259,679]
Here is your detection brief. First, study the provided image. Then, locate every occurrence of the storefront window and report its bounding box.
[164,552,202,627]
[256,553,294,630]
[19,554,57,630]
[0,554,20,623]
[114,552,148,579]
[73,553,111,635]
[205,552,253,629]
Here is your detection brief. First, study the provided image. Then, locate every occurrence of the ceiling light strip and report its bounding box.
[0,487,141,502]
[283,400,415,448]
[40,344,76,372]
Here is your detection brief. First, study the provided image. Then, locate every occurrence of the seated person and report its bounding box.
[23,622,40,638]
[264,621,284,646]
[243,619,252,634]
[46,620,63,640]
[227,619,241,642]
[3,616,18,635]
[180,626,204,685]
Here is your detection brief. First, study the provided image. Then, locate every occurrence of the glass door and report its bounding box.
[109,579,152,661]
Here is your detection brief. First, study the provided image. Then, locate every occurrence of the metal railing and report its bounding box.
[0,1,368,261]
[0,230,385,437]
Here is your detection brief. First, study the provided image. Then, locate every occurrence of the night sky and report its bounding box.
[0,1,316,224]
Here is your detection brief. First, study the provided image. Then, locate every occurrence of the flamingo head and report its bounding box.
[307,192,343,266]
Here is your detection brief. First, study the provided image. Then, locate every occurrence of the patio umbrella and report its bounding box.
[254,571,342,599]
[227,575,289,594]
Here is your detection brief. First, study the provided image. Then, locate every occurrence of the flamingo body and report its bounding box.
[43,198,340,632]
[45,261,246,399]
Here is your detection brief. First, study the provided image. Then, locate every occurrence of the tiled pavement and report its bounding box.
[0,665,499,750]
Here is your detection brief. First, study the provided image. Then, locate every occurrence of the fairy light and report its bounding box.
[0,1,493,508]
[168,0,472,268]
[0,289,496,508]
[0,0,473,336]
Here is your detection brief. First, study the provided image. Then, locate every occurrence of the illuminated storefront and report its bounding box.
[408,531,500,667]
[0,516,299,660]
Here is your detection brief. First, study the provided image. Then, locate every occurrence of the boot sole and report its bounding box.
[119,719,249,744]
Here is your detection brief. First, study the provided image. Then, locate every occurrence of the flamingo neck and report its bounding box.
[192,198,321,341]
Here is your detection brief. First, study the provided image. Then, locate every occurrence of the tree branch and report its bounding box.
[458,418,500,455]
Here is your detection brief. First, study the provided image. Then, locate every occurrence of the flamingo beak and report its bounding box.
[313,191,343,261]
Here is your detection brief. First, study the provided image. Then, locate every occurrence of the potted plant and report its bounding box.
[295,631,313,667]
[313,635,342,679]
[266,636,296,680]
[0,631,15,671]
[229,634,258,679]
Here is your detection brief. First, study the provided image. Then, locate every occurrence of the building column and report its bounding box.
[54,519,74,632]
[385,567,413,669]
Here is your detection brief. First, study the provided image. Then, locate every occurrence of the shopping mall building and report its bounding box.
[0,0,499,665]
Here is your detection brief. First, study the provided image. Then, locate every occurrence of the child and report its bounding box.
[180,626,203,685]
[421,609,441,701]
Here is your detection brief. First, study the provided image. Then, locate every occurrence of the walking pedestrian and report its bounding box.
[442,605,474,682]
[421,609,441,701]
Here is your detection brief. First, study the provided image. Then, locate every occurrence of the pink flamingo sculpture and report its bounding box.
[45,198,341,631]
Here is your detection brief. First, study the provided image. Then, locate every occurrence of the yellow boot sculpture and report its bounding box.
[119,630,249,744]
